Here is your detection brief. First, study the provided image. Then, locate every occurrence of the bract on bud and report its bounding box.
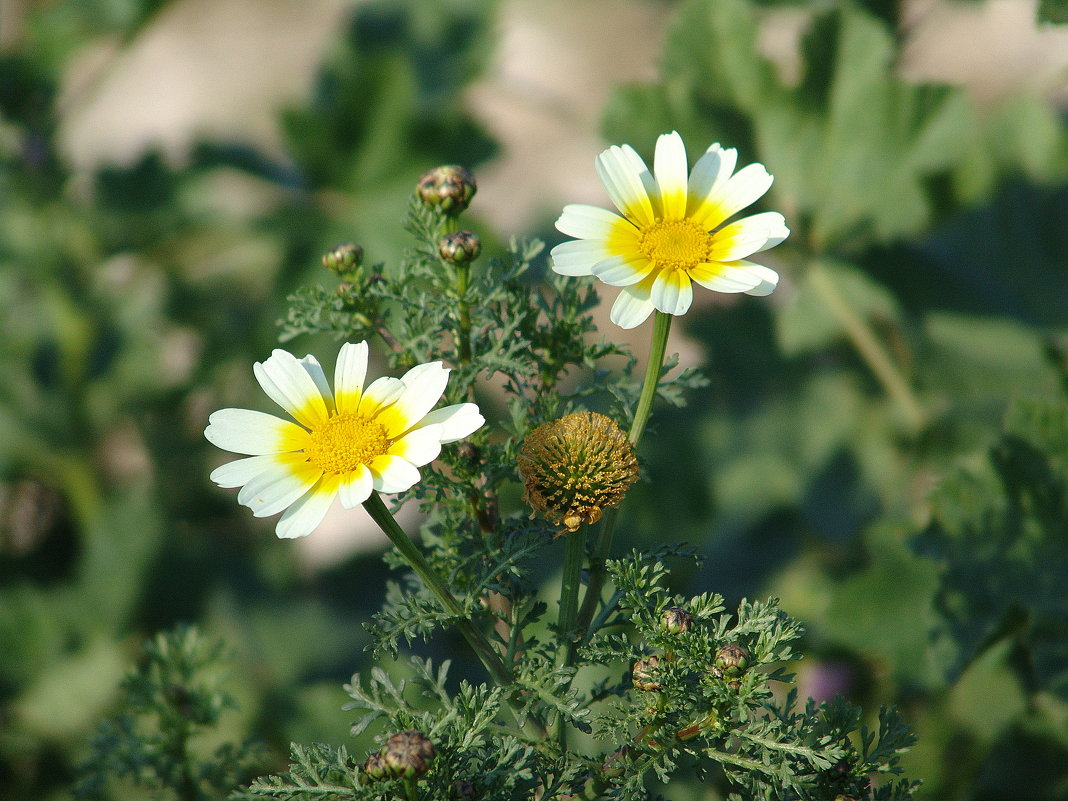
[381,730,436,779]
[363,751,388,781]
[439,230,482,264]
[660,607,693,634]
[416,165,477,215]
[518,412,639,534]
[322,242,363,274]
[714,643,751,677]
[632,655,663,692]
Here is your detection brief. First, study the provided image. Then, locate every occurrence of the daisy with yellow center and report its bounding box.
[551,131,789,329]
[204,342,484,539]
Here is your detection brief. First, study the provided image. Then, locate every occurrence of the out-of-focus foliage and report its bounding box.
[2,0,1068,799]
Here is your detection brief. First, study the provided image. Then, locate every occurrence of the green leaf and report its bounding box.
[1038,0,1068,24]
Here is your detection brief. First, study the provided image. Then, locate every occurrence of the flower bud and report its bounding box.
[632,655,663,692]
[416,165,477,214]
[439,230,481,265]
[714,643,750,677]
[660,607,693,635]
[363,751,388,782]
[322,242,363,274]
[518,412,639,534]
[381,730,436,779]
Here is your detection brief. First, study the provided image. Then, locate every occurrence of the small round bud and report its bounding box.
[450,779,477,800]
[363,752,388,782]
[660,607,693,635]
[381,730,436,779]
[715,643,751,677]
[456,442,480,463]
[518,412,639,534]
[416,165,477,215]
[322,242,363,274]
[438,230,482,265]
[631,655,663,692]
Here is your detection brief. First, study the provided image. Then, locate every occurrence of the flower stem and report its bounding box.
[807,259,925,432]
[575,311,672,639]
[362,493,512,688]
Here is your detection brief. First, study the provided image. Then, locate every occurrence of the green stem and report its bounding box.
[807,259,925,432]
[553,530,587,746]
[363,493,512,688]
[574,312,672,638]
[455,261,473,366]
[362,493,548,740]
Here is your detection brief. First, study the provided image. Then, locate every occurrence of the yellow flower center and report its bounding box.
[304,412,390,474]
[638,219,712,273]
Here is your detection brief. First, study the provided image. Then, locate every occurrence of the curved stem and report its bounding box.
[362,493,512,688]
[575,311,673,640]
[807,260,925,432]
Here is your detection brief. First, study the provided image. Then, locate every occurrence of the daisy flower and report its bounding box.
[551,131,789,329]
[204,342,484,539]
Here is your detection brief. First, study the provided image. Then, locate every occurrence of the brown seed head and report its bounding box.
[518,412,639,534]
[632,655,663,692]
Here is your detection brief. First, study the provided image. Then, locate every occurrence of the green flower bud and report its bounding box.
[439,230,482,265]
[363,751,388,782]
[632,655,663,692]
[518,412,639,534]
[660,607,693,634]
[322,242,363,274]
[381,730,436,779]
[714,643,750,677]
[416,165,477,214]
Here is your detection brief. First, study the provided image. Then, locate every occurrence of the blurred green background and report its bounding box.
[2,0,1068,798]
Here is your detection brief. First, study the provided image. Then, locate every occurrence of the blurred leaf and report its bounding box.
[1038,0,1068,24]
[776,258,900,356]
[915,399,1068,698]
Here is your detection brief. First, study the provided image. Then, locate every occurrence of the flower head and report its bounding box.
[517,411,639,534]
[551,131,788,328]
[204,342,483,539]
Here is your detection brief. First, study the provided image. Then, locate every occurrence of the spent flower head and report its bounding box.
[518,411,639,534]
[551,131,788,328]
[204,342,483,539]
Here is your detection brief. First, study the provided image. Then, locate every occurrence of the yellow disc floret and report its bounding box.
[304,412,390,474]
[638,219,713,273]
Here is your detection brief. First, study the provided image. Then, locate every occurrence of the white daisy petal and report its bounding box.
[415,403,484,443]
[334,341,369,414]
[654,132,690,219]
[651,270,694,317]
[555,204,627,240]
[709,211,790,261]
[691,261,779,295]
[210,454,279,488]
[254,349,330,429]
[358,376,406,418]
[299,354,333,411]
[391,424,445,467]
[592,255,654,287]
[337,465,374,508]
[688,142,738,210]
[610,279,657,329]
[551,239,609,276]
[369,455,422,494]
[379,362,449,437]
[696,162,773,230]
[237,460,321,518]
[275,477,338,539]
[205,408,307,455]
[596,144,656,227]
